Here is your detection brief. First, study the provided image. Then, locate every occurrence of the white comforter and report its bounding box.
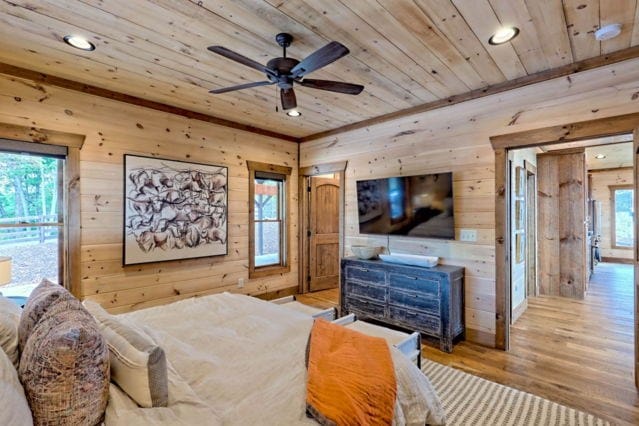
[104,293,444,425]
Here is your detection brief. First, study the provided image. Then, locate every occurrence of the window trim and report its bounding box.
[247,161,292,279]
[610,184,634,250]
[0,125,84,297]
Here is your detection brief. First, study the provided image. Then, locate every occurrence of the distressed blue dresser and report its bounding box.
[340,257,465,352]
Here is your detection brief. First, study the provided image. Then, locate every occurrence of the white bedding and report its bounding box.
[105,292,444,425]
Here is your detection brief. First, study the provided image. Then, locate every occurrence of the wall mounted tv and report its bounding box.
[356,172,454,239]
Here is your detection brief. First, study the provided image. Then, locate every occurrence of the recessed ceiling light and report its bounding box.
[594,23,622,41]
[488,27,520,45]
[594,154,606,159]
[286,110,301,117]
[63,35,95,51]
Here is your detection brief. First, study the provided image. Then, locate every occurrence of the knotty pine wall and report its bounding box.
[0,73,299,313]
[300,57,639,347]
[590,168,634,260]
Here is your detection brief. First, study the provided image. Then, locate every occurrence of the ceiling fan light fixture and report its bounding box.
[488,27,519,45]
[286,110,301,117]
[594,23,622,41]
[594,154,606,159]
[63,35,95,51]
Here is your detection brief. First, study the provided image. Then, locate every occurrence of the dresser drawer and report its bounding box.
[345,280,387,302]
[345,296,385,318]
[389,289,439,315]
[389,306,441,336]
[345,265,386,284]
[389,272,439,296]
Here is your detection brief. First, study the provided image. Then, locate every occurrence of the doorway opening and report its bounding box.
[493,119,638,406]
[0,139,67,301]
[299,162,346,297]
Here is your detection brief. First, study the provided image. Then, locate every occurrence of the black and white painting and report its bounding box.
[123,155,228,265]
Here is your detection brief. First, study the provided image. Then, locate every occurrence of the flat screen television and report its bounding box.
[356,172,454,239]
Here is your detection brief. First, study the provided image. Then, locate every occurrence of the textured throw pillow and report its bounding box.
[84,300,168,408]
[18,278,75,353]
[0,295,22,368]
[19,299,110,426]
[0,343,33,426]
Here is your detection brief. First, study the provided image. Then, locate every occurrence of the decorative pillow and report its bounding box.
[0,295,22,367]
[18,278,75,353]
[0,344,33,426]
[84,300,168,408]
[19,299,110,426]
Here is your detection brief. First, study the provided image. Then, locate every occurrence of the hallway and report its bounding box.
[298,263,639,425]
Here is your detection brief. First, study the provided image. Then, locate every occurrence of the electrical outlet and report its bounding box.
[459,229,477,242]
[237,278,245,289]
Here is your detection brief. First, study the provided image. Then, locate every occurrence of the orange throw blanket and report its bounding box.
[305,319,397,426]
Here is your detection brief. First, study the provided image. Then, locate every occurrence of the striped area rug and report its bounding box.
[422,359,610,426]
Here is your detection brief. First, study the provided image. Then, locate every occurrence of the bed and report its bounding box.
[104,292,443,425]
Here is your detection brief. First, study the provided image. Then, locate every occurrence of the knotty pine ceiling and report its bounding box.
[1,0,638,138]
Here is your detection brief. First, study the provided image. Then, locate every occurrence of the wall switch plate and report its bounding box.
[459,229,477,242]
[237,278,245,288]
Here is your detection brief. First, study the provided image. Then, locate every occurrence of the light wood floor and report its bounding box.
[296,263,639,425]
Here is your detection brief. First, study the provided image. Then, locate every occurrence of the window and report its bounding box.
[0,140,66,299]
[611,186,634,249]
[247,161,292,278]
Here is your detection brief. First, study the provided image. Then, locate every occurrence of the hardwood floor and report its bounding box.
[297,263,639,425]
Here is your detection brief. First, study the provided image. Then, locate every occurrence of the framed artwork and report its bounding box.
[123,155,228,265]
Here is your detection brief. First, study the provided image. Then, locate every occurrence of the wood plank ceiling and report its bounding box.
[1,0,638,138]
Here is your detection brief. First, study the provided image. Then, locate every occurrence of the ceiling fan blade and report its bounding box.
[290,41,349,78]
[299,79,364,95]
[281,88,297,110]
[207,46,276,77]
[209,80,274,94]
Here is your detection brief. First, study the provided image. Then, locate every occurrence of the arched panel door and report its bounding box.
[309,176,340,291]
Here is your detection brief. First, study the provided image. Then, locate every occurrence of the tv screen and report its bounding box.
[356,172,454,239]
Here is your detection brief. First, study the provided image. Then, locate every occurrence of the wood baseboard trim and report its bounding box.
[252,285,298,301]
[601,257,634,264]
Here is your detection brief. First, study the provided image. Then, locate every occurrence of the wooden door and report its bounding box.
[537,150,587,299]
[309,176,340,291]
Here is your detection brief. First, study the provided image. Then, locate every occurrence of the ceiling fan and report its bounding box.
[207,33,364,111]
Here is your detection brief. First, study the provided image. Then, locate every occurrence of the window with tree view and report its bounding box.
[612,187,634,248]
[254,177,283,267]
[0,146,65,299]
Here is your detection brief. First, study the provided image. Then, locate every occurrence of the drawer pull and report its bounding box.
[360,268,369,272]
[406,276,418,280]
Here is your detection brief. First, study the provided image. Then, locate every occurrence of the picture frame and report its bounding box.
[123,154,228,265]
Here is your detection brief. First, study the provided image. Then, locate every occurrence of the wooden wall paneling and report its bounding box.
[563,0,601,61]
[0,73,299,311]
[600,0,637,54]
[634,3,639,46]
[451,0,527,80]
